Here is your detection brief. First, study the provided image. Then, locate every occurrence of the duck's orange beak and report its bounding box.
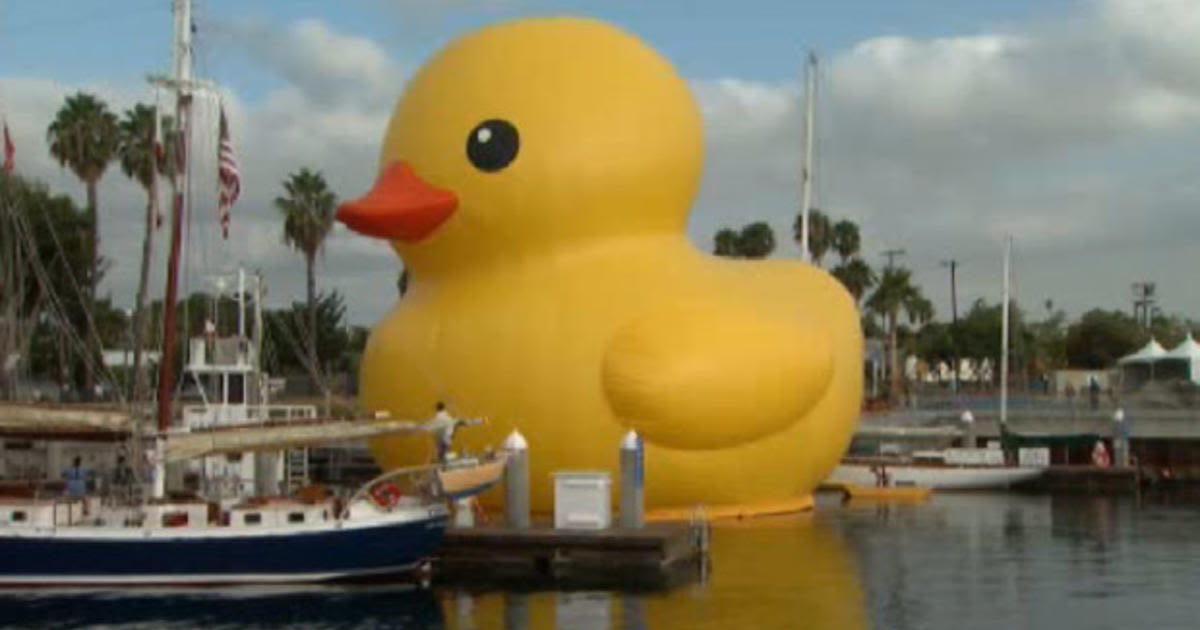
[337,161,458,242]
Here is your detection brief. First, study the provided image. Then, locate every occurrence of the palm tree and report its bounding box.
[275,168,337,382]
[830,219,862,264]
[118,104,177,402]
[46,91,119,392]
[794,209,831,266]
[713,228,740,257]
[866,266,933,400]
[737,221,775,259]
[832,258,876,303]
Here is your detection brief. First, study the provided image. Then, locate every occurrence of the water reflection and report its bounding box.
[833,491,1200,630]
[13,493,1200,629]
[443,514,868,630]
[0,584,444,630]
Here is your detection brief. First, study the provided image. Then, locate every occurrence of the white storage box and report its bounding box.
[1018,447,1050,467]
[553,471,612,530]
[943,448,1006,466]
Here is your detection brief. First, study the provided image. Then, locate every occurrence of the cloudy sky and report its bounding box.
[2,0,1198,325]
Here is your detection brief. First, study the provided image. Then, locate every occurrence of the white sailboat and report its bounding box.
[0,0,508,585]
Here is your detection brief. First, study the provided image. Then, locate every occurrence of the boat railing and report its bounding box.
[338,463,443,521]
[178,403,319,432]
[337,449,509,521]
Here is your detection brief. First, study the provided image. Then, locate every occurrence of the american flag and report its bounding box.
[2,118,13,175]
[217,106,241,239]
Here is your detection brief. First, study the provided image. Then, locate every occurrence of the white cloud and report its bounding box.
[689,0,1200,319]
[212,18,404,110]
[6,0,1200,328]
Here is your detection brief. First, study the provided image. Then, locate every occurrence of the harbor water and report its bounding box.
[4,491,1200,629]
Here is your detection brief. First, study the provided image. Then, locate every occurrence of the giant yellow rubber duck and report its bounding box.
[338,17,862,514]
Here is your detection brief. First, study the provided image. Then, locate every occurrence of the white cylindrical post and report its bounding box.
[504,430,530,529]
[152,437,166,499]
[1113,408,1130,467]
[960,409,976,449]
[619,430,644,529]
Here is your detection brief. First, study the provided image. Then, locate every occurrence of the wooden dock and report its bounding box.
[1023,465,1140,493]
[434,522,707,589]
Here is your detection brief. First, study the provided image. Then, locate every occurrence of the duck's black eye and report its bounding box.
[466,119,519,172]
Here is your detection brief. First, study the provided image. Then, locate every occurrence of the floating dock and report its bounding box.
[1023,465,1140,493]
[434,522,707,589]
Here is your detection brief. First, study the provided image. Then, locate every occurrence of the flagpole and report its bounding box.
[799,52,817,263]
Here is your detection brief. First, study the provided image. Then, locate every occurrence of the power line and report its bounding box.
[881,248,906,269]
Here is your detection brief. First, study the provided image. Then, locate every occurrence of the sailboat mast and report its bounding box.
[154,0,193,436]
[799,52,817,263]
[1000,235,1012,426]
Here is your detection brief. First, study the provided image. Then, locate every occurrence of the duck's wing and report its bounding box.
[601,300,834,450]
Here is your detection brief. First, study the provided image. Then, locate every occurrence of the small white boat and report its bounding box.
[826,449,1047,490]
[827,462,1045,490]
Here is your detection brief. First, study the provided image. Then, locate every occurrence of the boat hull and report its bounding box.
[0,511,448,586]
[826,463,1046,490]
[841,485,932,501]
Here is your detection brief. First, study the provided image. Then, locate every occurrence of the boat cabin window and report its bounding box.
[225,453,243,463]
[229,374,245,404]
[287,512,304,524]
[244,512,262,525]
[162,512,189,527]
[10,511,26,523]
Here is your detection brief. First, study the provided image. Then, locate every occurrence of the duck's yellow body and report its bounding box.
[345,18,862,512]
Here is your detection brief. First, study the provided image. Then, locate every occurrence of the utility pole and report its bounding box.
[799,52,817,263]
[941,258,960,393]
[1131,281,1156,328]
[882,248,906,269]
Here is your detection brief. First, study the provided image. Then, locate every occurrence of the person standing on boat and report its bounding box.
[426,402,483,463]
[427,401,462,463]
[110,455,135,503]
[63,456,90,497]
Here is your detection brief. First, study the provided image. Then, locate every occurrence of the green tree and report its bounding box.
[117,103,173,402]
[1065,309,1145,368]
[264,291,351,376]
[866,266,933,399]
[713,228,740,257]
[2,175,97,388]
[794,209,831,266]
[1149,313,1196,348]
[713,222,776,259]
[830,219,862,264]
[737,221,775,258]
[46,92,119,390]
[831,258,876,303]
[275,168,337,382]
[1027,310,1068,376]
[915,321,955,364]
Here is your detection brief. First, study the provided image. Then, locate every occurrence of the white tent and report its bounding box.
[1118,338,1166,390]
[1157,335,1200,384]
[1117,338,1167,364]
